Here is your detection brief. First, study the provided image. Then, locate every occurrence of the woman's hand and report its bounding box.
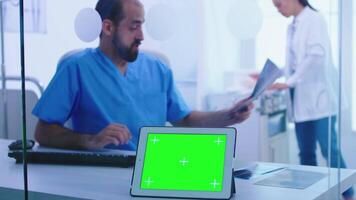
[249,73,260,80]
[268,82,289,90]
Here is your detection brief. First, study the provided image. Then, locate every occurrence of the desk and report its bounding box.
[0,139,355,200]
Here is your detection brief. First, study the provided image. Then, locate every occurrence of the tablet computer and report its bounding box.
[130,127,236,199]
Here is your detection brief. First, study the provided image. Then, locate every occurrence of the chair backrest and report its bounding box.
[0,89,39,140]
[58,49,84,66]
[141,49,171,66]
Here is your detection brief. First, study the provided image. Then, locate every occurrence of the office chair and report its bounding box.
[0,88,40,140]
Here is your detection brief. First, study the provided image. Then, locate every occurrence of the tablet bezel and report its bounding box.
[130,127,236,199]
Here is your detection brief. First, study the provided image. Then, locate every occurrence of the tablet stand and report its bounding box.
[231,169,236,195]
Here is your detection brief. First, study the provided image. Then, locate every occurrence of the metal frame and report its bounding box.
[0,76,43,138]
[0,0,8,141]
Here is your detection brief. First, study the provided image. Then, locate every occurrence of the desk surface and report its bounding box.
[0,139,355,200]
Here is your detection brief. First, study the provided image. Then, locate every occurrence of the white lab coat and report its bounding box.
[283,7,338,123]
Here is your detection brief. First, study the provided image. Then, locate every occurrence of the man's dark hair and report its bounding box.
[298,0,317,11]
[95,0,125,24]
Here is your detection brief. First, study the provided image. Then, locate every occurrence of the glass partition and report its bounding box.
[353,0,356,133]
[1,0,27,199]
[254,0,341,167]
[255,0,355,199]
[338,0,356,199]
[2,0,355,199]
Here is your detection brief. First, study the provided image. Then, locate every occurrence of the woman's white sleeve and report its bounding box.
[286,16,328,87]
[286,44,326,87]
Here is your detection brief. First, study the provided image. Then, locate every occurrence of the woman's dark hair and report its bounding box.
[298,0,317,11]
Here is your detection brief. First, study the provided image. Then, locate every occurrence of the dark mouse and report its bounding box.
[8,140,35,151]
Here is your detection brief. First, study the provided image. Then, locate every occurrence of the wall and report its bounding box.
[3,0,98,93]
[3,0,201,109]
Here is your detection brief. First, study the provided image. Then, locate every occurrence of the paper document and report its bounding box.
[234,59,282,112]
[234,163,286,180]
[255,169,326,189]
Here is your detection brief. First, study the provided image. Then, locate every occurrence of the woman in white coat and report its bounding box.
[270,0,353,199]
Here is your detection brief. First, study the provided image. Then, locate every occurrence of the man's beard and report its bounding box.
[112,36,141,62]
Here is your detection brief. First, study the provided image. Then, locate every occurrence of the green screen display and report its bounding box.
[140,133,227,192]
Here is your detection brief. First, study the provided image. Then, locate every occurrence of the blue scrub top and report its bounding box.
[32,48,191,150]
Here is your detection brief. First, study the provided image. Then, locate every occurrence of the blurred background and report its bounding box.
[0,0,355,198]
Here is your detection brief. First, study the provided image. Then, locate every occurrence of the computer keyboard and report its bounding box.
[8,149,136,168]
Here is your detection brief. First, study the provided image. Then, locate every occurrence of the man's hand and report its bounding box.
[84,124,132,150]
[173,98,255,127]
[226,99,254,124]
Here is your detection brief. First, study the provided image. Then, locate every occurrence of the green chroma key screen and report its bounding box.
[140,133,227,192]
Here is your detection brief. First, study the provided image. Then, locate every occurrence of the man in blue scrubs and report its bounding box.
[32,0,253,150]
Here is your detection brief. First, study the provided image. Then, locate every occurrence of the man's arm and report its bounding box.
[34,120,132,150]
[173,100,254,127]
